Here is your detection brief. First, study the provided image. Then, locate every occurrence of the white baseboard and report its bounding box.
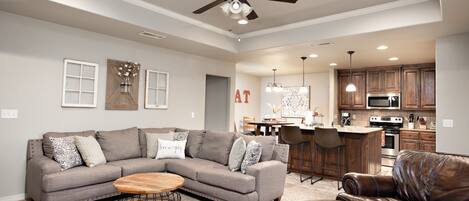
[0,194,26,201]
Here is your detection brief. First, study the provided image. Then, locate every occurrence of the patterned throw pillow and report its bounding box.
[240,140,263,174]
[173,131,189,141]
[228,137,247,171]
[50,136,83,170]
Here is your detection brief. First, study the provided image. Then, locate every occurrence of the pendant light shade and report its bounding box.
[299,56,308,94]
[266,68,283,93]
[346,51,357,93]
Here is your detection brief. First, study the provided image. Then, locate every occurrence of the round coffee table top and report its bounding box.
[113,173,184,194]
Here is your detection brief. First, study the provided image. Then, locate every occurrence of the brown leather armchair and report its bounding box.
[336,150,469,201]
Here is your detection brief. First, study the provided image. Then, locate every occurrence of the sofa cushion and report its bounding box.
[42,165,121,192]
[185,130,205,158]
[197,167,256,194]
[198,131,235,165]
[97,127,141,162]
[107,158,166,176]
[43,130,95,159]
[166,158,223,180]
[241,135,276,161]
[145,132,174,158]
[138,128,176,158]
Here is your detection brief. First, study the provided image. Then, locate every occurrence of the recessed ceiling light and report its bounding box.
[389,57,399,61]
[329,63,337,66]
[238,19,248,25]
[377,45,388,50]
[309,54,319,58]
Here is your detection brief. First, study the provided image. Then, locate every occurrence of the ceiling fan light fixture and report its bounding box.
[238,19,248,24]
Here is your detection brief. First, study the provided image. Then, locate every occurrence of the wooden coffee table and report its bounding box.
[113,173,184,201]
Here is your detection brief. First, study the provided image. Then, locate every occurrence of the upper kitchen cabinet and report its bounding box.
[402,67,420,110]
[402,64,435,110]
[420,67,436,109]
[338,71,366,109]
[367,67,400,93]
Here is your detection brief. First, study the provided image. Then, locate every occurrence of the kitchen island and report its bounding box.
[279,125,383,178]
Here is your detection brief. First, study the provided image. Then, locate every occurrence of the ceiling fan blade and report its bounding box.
[269,0,298,3]
[239,0,258,20]
[193,0,226,14]
[246,10,258,20]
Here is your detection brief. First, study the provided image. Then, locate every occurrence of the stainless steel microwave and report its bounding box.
[366,93,400,110]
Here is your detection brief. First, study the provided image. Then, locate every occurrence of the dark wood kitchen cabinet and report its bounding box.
[367,67,400,93]
[402,68,420,109]
[338,71,366,109]
[420,68,436,109]
[400,130,436,152]
[402,64,435,110]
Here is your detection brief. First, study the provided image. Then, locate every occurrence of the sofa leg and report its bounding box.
[274,196,282,201]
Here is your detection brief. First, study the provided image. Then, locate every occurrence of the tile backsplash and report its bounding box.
[337,109,436,129]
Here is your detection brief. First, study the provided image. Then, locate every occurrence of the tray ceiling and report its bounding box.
[142,0,395,34]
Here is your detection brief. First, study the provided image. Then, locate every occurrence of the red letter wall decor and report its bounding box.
[234,89,242,103]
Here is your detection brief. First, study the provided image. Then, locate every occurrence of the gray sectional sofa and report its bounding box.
[26,128,288,201]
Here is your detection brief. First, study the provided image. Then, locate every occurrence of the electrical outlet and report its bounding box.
[1,109,18,119]
[443,119,453,128]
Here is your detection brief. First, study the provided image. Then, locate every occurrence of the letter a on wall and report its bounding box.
[235,89,242,103]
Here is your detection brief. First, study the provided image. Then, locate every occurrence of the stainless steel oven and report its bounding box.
[382,133,399,157]
[367,93,400,110]
[369,116,403,158]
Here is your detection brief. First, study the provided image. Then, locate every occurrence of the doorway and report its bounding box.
[205,75,230,131]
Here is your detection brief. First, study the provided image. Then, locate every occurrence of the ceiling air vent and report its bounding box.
[139,31,166,40]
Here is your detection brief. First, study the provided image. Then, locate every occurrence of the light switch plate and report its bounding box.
[1,109,18,119]
[191,112,195,119]
[443,119,453,128]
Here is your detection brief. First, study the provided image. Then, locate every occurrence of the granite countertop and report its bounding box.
[400,128,436,132]
[295,125,383,134]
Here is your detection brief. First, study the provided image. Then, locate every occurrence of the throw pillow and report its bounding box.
[198,131,235,165]
[43,130,95,159]
[138,127,177,158]
[228,137,247,172]
[240,140,263,174]
[96,127,141,162]
[145,132,174,158]
[173,131,189,141]
[185,130,205,158]
[241,135,276,161]
[155,139,186,160]
[74,136,106,167]
[50,136,83,170]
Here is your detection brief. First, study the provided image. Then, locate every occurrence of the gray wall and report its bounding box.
[205,75,230,131]
[436,32,469,155]
[0,11,235,198]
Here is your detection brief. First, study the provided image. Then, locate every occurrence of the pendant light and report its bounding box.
[345,51,357,92]
[266,68,283,93]
[299,56,308,94]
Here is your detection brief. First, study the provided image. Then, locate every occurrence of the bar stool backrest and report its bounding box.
[314,127,342,149]
[280,126,307,145]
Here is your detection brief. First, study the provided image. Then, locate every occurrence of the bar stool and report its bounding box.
[312,127,347,190]
[280,126,312,183]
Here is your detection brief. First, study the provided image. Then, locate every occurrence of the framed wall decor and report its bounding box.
[105,59,140,110]
[281,86,310,118]
[62,59,99,108]
[145,69,169,109]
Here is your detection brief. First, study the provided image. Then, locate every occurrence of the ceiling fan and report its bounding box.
[193,0,298,21]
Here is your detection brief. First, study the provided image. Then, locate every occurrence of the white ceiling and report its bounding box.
[142,0,395,34]
[0,0,468,76]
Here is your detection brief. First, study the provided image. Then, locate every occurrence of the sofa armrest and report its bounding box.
[246,160,287,201]
[26,156,61,200]
[342,173,396,198]
[336,192,401,201]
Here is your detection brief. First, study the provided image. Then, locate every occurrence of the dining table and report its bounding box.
[247,121,294,136]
